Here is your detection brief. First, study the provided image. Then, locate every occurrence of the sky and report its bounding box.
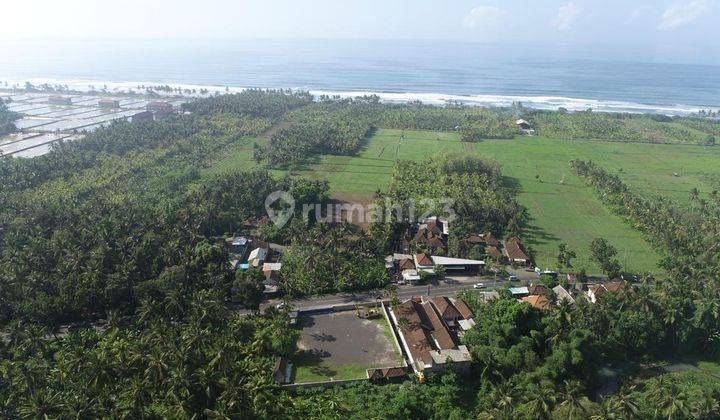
[1,0,717,47]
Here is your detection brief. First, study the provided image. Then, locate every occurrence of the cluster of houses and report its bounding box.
[509,281,624,309]
[465,233,532,266]
[387,252,485,284]
[225,225,285,297]
[389,216,533,284]
[389,296,475,374]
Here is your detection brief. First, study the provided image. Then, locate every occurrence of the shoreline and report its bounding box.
[1,76,717,116]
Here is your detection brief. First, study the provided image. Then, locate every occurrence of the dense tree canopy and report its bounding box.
[0,91,718,417]
[0,98,20,136]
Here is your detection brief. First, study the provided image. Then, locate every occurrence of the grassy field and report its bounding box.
[293,360,369,383]
[207,128,720,273]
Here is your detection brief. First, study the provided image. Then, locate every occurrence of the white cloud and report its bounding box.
[554,2,580,31]
[463,5,507,29]
[659,0,711,30]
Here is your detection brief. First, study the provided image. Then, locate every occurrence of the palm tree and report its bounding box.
[559,380,590,420]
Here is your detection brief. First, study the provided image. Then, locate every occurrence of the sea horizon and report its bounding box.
[1,39,719,114]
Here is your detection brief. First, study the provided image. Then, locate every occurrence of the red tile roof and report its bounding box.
[415,253,434,267]
[395,300,434,364]
[432,296,462,320]
[452,298,473,320]
[504,236,530,261]
[421,301,456,349]
[521,295,551,310]
[397,258,416,271]
[486,245,502,258]
[527,284,548,296]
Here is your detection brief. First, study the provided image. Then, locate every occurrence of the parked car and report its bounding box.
[508,275,519,281]
[473,283,486,289]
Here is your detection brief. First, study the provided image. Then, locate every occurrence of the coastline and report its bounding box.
[1,76,715,116]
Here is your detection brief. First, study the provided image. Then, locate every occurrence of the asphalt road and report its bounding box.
[261,274,511,312]
[257,267,609,313]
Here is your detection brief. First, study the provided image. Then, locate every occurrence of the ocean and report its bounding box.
[1,39,719,115]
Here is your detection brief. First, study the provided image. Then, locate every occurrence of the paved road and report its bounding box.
[258,274,509,313]
[255,268,610,313]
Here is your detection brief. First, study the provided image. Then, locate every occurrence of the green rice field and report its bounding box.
[207,129,720,273]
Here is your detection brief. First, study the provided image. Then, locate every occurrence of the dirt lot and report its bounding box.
[293,310,402,382]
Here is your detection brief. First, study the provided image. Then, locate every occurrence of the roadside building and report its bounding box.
[504,236,531,265]
[527,284,549,296]
[390,296,472,374]
[509,286,529,298]
[413,253,435,274]
[432,296,463,327]
[396,257,421,284]
[48,96,72,105]
[98,99,120,109]
[430,255,485,275]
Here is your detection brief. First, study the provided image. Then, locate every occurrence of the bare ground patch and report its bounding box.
[293,311,401,382]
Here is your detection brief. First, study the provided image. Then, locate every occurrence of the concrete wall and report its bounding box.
[282,377,367,390]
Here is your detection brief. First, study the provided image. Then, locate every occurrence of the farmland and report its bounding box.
[207,128,720,273]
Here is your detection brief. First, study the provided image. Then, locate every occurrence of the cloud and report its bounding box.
[463,5,507,29]
[659,0,711,30]
[554,2,579,31]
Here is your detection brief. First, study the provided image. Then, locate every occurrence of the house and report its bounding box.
[586,282,623,303]
[527,284,549,296]
[414,218,447,250]
[146,101,174,117]
[448,297,476,332]
[414,253,435,274]
[509,286,529,298]
[401,269,421,283]
[390,296,472,374]
[466,232,500,247]
[397,258,416,271]
[98,99,120,109]
[48,96,72,105]
[504,237,531,265]
[226,236,249,254]
[262,262,282,294]
[486,246,502,259]
[516,119,536,135]
[521,295,551,310]
[432,296,462,327]
[552,285,575,305]
[248,246,268,267]
[396,257,421,283]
